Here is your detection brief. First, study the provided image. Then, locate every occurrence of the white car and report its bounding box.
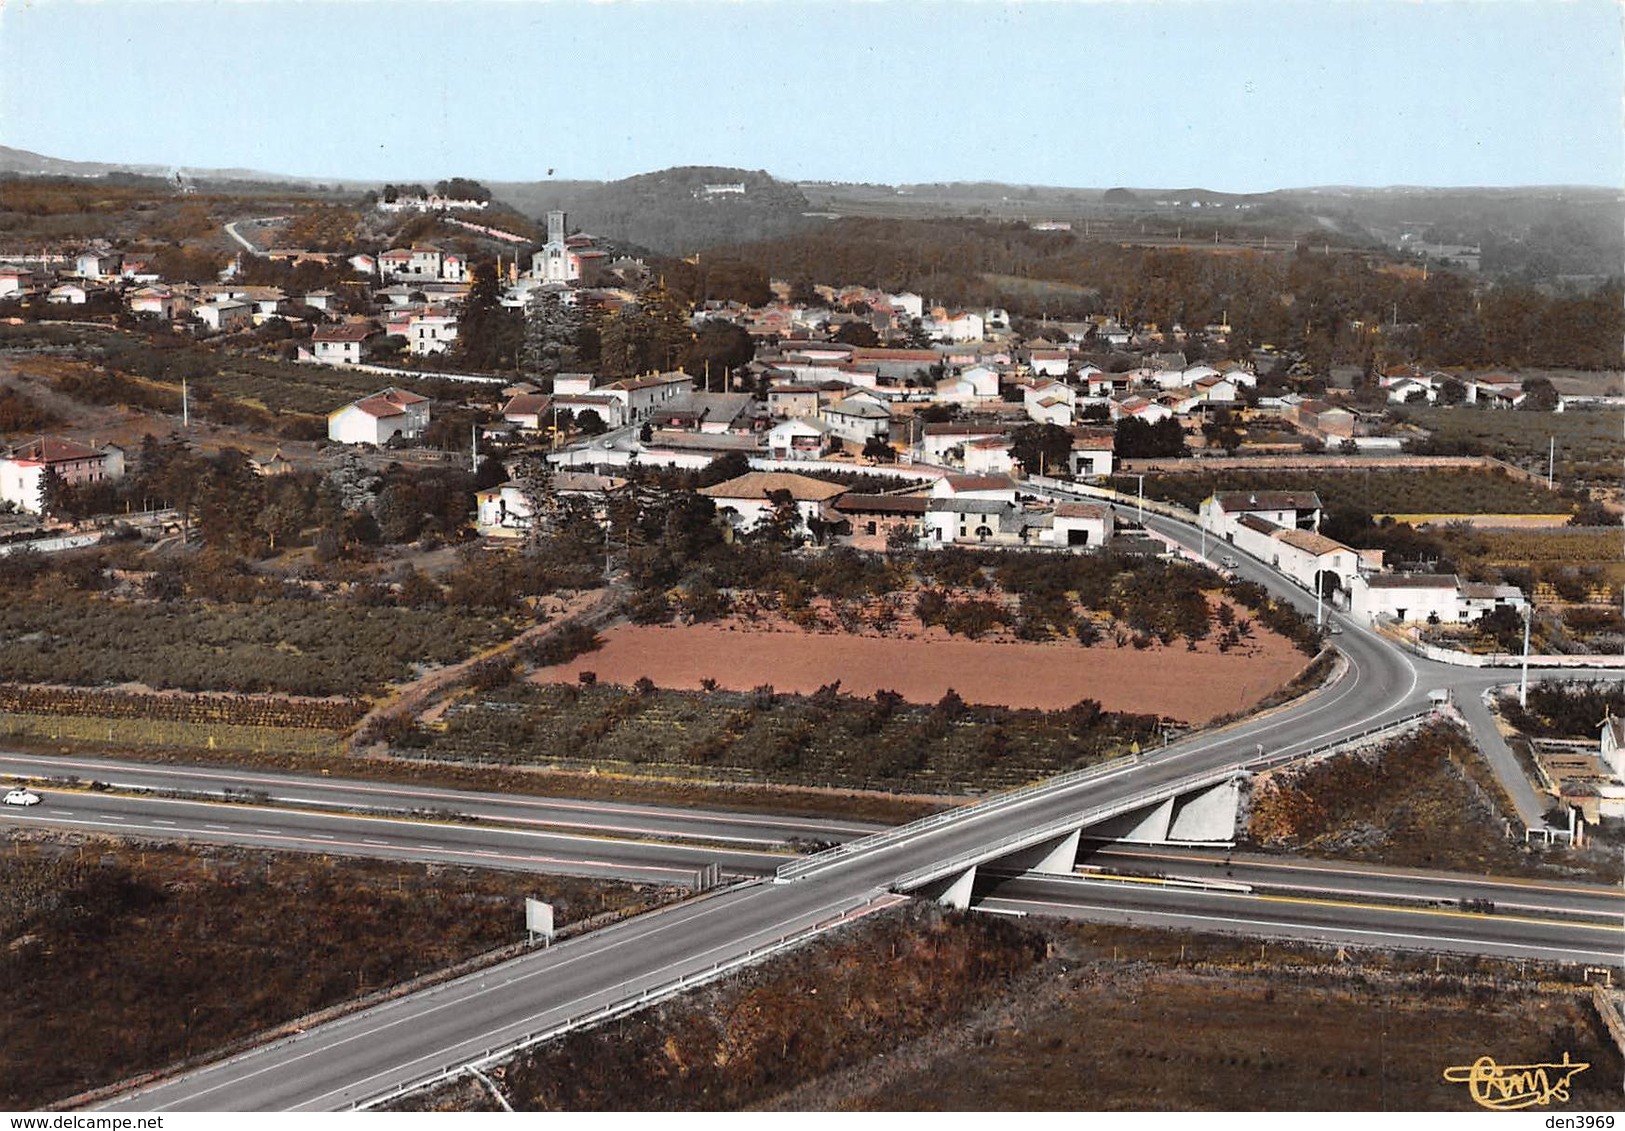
[3,788,40,807]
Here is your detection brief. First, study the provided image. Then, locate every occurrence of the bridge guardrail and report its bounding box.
[355,884,896,1110]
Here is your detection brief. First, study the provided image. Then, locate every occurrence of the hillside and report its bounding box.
[490,166,817,254]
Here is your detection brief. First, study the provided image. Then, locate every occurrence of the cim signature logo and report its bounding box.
[1442,1053,1590,1110]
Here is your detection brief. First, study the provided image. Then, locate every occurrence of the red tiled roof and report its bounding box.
[7,436,104,464]
[312,324,376,343]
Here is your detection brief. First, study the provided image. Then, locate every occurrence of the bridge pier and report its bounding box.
[922,865,979,910]
[1084,777,1242,846]
[999,828,1082,875]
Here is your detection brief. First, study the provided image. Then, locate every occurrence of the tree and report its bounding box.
[1009,423,1073,477]
[522,291,581,378]
[452,260,522,372]
[1113,417,1186,458]
[434,177,491,203]
[1519,377,1560,412]
[683,320,754,384]
[510,455,557,552]
[862,436,893,463]
[832,321,879,347]
[749,490,804,549]
[576,409,607,435]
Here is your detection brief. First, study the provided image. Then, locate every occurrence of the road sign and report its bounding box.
[525,898,554,945]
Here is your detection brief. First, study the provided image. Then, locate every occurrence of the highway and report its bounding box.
[0,751,882,850]
[976,874,1623,965]
[0,785,787,885]
[78,504,1625,1110]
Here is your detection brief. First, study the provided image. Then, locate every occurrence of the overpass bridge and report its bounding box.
[101,507,1619,1111]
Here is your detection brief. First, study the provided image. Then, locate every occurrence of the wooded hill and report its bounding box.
[490,166,817,254]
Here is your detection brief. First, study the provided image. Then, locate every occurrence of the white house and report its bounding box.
[1347,574,1468,625]
[767,417,835,460]
[327,387,431,446]
[475,472,627,536]
[195,300,253,333]
[888,291,924,320]
[47,282,89,305]
[1050,502,1114,549]
[962,436,1014,475]
[309,322,376,366]
[75,250,122,279]
[960,365,1002,399]
[820,398,891,445]
[0,266,35,297]
[1067,428,1116,478]
[1602,719,1625,781]
[1200,490,1323,535]
[407,309,459,355]
[1024,380,1076,427]
[1028,350,1071,378]
[919,422,1006,464]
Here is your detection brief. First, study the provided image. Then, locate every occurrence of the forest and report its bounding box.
[710,217,1622,371]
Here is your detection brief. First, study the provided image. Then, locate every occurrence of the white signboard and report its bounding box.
[525,898,555,942]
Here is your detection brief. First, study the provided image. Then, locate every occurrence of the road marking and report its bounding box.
[204,824,230,831]
[984,895,1625,963]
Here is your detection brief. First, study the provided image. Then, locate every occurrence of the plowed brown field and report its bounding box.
[535,619,1310,722]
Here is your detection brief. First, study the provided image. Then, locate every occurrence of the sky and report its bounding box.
[1,0,1621,192]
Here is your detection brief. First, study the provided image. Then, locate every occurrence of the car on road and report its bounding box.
[1328,624,1343,635]
[1221,555,1238,568]
[4,788,41,807]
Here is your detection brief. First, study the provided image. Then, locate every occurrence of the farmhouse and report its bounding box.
[832,493,929,549]
[1344,573,1524,626]
[1200,490,1323,534]
[327,388,431,446]
[697,472,847,536]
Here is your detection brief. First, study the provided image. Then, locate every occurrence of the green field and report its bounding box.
[1397,405,1624,485]
[403,682,1163,796]
[1133,468,1574,518]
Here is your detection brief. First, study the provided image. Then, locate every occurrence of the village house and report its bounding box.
[697,471,848,537]
[127,286,189,321]
[832,493,929,549]
[75,250,122,280]
[819,397,891,446]
[501,392,555,432]
[327,388,431,446]
[1066,428,1116,478]
[767,417,835,460]
[475,471,627,536]
[47,281,90,305]
[194,299,254,333]
[0,265,36,297]
[0,436,125,513]
[309,322,377,366]
[407,308,459,355]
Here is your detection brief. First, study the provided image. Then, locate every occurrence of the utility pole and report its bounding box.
[1518,602,1532,707]
[1547,436,1554,489]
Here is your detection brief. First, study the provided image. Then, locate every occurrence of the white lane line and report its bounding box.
[204,824,231,831]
